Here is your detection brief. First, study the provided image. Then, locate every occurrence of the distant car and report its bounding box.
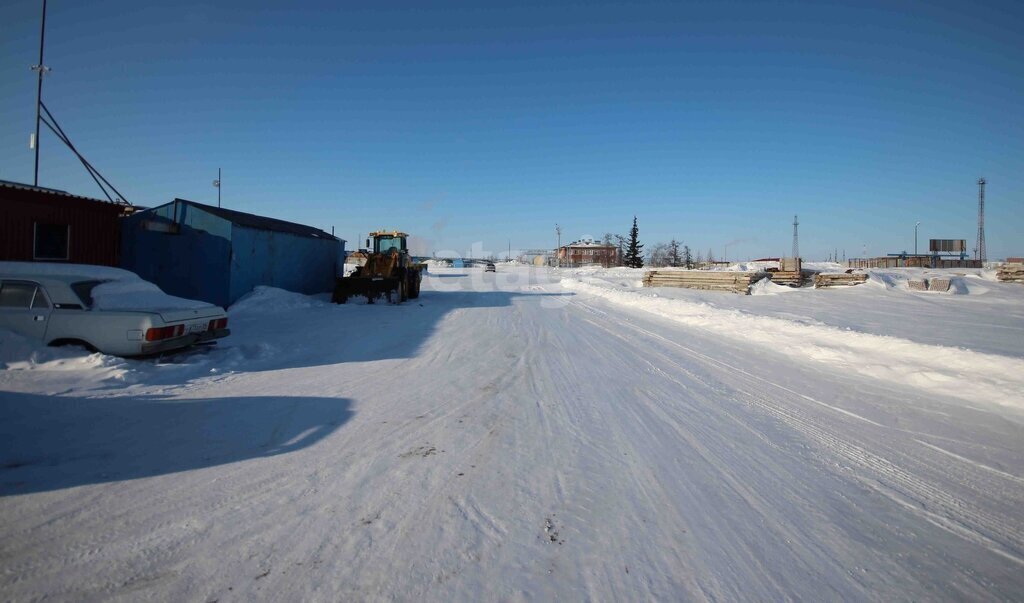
[484,262,496,272]
[0,263,230,357]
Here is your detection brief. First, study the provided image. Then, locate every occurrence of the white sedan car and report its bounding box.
[0,263,229,357]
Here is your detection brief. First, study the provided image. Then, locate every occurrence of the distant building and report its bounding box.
[558,239,618,268]
[0,180,133,266]
[121,199,344,307]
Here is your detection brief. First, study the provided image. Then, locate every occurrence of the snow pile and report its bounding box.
[560,276,1024,410]
[91,280,214,311]
[710,262,771,272]
[230,286,332,315]
[862,269,982,295]
[804,261,844,272]
[750,278,801,295]
[0,329,117,372]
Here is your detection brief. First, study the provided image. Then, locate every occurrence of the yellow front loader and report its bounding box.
[332,231,423,304]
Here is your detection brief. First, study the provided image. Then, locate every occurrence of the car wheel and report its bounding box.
[48,338,98,353]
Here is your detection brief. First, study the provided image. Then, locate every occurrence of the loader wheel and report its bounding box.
[395,279,406,304]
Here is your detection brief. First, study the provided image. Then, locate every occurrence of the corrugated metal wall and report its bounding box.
[0,186,124,266]
[121,201,341,307]
[228,226,341,304]
[121,204,232,307]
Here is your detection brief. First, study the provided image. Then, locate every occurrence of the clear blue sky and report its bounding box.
[2,0,1022,260]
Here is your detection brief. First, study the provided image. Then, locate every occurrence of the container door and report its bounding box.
[0,280,53,341]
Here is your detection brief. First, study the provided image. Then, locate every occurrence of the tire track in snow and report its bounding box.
[561,278,1024,411]
[567,297,1024,567]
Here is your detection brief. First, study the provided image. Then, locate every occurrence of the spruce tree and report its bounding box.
[625,216,644,268]
[683,245,693,269]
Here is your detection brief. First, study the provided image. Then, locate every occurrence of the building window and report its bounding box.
[34,223,70,260]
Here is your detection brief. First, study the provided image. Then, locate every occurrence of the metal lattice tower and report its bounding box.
[791,214,799,258]
[975,178,986,262]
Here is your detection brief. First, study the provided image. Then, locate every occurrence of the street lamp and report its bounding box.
[915,221,921,256]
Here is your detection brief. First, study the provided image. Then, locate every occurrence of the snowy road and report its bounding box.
[2,267,1023,600]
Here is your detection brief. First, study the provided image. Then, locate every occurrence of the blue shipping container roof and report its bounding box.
[173,199,340,241]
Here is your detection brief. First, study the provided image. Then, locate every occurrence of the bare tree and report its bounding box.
[668,239,682,267]
[649,242,670,267]
[614,234,627,266]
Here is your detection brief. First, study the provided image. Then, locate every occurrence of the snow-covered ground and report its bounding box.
[2,266,1023,600]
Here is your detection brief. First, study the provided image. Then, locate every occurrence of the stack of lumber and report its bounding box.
[929,277,951,292]
[769,271,803,287]
[996,262,1024,283]
[768,257,806,287]
[908,279,929,291]
[643,270,767,294]
[814,272,868,288]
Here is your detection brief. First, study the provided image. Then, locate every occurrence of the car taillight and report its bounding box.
[145,324,185,341]
[208,317,228,330]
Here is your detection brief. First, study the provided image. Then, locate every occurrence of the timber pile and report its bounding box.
[908,279,929,291]
[768,257,805,287]
[769,271,803,287]
[643,270,767,294]
[929,277,951,292]
[814,272,868,288]
[996,262,1024,283]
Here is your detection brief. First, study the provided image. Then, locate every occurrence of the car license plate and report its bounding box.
[187,322,207,334]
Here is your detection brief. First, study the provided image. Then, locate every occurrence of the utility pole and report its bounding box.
[976,178,986,262]
[555,224,562,268]
[31,0,50,186]
[213,168,221,207]
[914,221,921,256]
[791,215,799,259]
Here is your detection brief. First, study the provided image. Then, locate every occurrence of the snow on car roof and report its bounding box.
[0,262,138,281]
[0,262,214,311]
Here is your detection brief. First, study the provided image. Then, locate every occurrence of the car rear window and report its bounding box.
[0,282,37,308]
[71,280,107,309]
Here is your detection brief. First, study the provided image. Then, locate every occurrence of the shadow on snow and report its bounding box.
[217,284,574,371]
[0,393,353,495]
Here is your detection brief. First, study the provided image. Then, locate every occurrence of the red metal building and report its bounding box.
[0,180,133,267]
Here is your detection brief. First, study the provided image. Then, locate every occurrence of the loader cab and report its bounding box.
[369,231,409,255]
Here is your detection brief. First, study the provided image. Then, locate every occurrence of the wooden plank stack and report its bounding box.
[814,273,868,288]
[996,262,1024,283]
[929,277,951,292]
[767,257,804,287]
[643,270,767,294]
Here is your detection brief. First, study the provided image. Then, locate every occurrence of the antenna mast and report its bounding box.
[975,178,986,262]
[31,0,50,186]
